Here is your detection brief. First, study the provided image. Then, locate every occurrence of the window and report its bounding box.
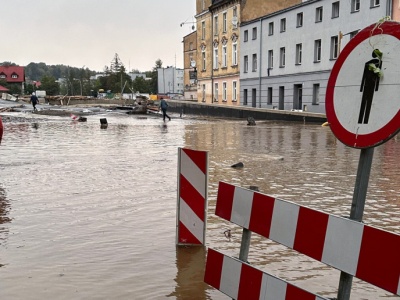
[232,42,238,65]
[252,27,257,40]
[232,81,237,101]
[313,84,320,105]
[214,83,219,102]
[371,0,380,7]
[202,0,206,10]
[314,39,321,62]
[252,54,257,72]
[243,89,248,105]
[351,0,360,12]
[222,82,227,101]
[223,12,227,32]
[267,87,273,105]
[297,13,303,27]
[11,74,18,78]
[268,50,274,69]
[316,7,323,22]
[202,84,206,102]
[201,21,206,39]
[213,46,219,69]
[244,55,248,72]
[214,15,219,35]
[280,18,286,32]
[268,22,274,35]
[202,50,206,71]
[189,42,193,50]
[280,47,286,67]
[244,30,248,42]
[332,2,340,18]
[222,45,227,67]
[0,74,5,78]
[296,43,302,65]
[330,36,339,59]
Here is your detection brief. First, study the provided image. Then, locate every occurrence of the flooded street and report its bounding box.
[0,112,399,300]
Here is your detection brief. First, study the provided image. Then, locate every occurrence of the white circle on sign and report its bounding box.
[334,34,400,135]
[326,21,400,148]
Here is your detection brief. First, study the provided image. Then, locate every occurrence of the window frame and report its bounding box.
[232,81,237,101]
[214,82,219,102]
[332,1,340,18]
[295,43,302,65]
[312,83,320,105]
[315,6,323,22]
[268,50,274,69]
[279,47,286,67]
[201,21,206,40]
[222,12,227,32]
[330,35,339,60]
[280,18,286,32]
[213,46,219,69]
[244,30,248,42]
[222,45,227,68]
[296,12,303,27]
[252,53,257,72]
[232,42,238,66]
[268,22,274,35]
[252,27,257,40]
[351,0,360,12]
[222,82,227,101]
[314,39,322,62]
[267,87,273,105]
[214,15,219,35]
[202,49,206,71]
[244,55,248,73]
[371,0,380,7]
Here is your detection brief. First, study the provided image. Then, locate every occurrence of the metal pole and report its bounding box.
[337,147,374,300]
[238,186,259,262]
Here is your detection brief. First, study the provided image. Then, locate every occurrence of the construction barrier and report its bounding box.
[176,148,208,245]
[205,248,328,300]
[207,182,400,296]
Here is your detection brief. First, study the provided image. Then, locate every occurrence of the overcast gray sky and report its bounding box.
[1,0,196,72]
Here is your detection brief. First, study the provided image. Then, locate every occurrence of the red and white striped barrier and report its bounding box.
[176,148,208,245]
[215,182,400,295]
[205,248,328,300]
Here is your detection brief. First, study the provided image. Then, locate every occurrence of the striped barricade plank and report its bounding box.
[177,148,208,245]
[204,248,328,300]
[215,182,400,295]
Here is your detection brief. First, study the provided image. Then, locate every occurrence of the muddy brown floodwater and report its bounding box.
[0,112,399,300]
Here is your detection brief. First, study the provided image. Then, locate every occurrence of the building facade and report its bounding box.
[0,65,25,94]
[183,31,198,101]
[157,67,184,97]
[194,0,301,104]
[240,0,400,113]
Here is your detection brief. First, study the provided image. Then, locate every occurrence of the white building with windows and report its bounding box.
[239,0,398,113]
[157,66,184,96]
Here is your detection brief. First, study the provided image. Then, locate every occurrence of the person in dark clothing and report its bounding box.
[30,92,38,111]
[160,97,171,121]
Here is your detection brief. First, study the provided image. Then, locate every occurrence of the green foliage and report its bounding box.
[40,75,60,96]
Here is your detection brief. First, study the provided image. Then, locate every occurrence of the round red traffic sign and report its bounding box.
[326,21,400,148]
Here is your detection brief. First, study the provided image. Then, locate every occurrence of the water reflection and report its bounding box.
[0,115,398,299]
[167,246,212,299]
[0,185,11,247]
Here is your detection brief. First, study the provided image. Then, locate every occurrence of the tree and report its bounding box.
[132,76,150,94]
[40,75,60,96]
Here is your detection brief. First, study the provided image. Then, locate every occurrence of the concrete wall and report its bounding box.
[167,99,326,123]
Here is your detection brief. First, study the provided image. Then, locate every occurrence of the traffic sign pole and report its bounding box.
[337,147,374,300]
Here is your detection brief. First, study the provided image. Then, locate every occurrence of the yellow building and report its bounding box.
[183,31,198,101]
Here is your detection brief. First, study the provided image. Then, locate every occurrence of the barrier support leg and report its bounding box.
[337,147,374,300]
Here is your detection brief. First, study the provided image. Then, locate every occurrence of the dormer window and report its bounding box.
[12,74,18,79]
[0,73,6,79]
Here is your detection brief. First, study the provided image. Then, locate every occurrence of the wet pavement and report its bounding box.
[0,108,399,299]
